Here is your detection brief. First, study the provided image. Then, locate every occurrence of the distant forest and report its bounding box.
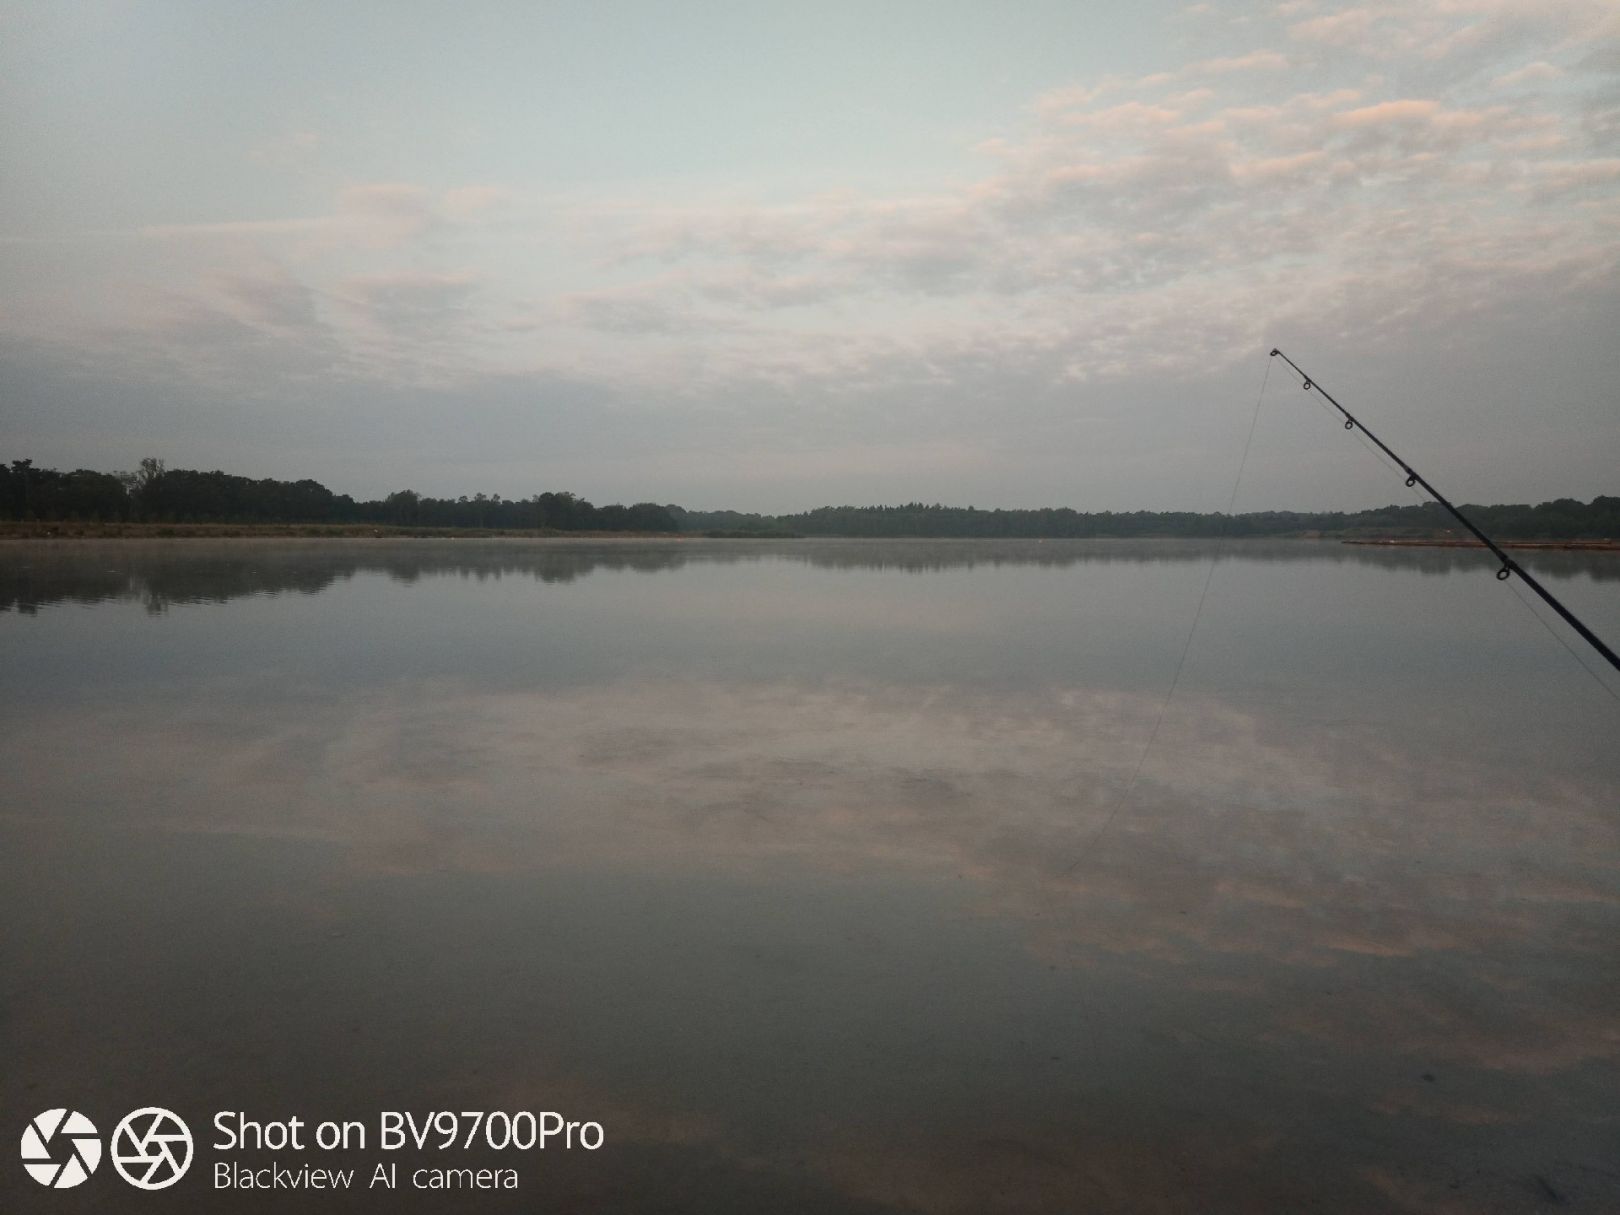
[0,458,678,533]
[3,457,1617,539]
[670,499,1620,540]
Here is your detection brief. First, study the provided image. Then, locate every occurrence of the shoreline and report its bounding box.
[1341,538,1620,551]
[0,522,1615,548]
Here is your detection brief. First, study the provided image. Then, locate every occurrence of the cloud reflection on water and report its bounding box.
[3,540,1618,1212]
[6,673,1615,1085]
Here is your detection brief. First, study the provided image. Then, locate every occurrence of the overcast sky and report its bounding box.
[2,0,1617,511]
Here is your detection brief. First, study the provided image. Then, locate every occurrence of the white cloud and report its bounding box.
[1190,49,1291,75]
[518,3,1617,401]
[1493,59,1565,86]
[341,271,478,333]
[4,1,1618,507]
[1288,7,1378,46]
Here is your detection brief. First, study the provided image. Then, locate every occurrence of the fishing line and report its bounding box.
[1283,353,1620,704]
[1338,410,1618,703]
[1064,355,1273,870]
[1305,388,1407,482]
[1504,576,1620,704]
[1270,348,1620,678]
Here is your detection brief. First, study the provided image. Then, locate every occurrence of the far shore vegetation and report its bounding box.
[3,456,1616,542]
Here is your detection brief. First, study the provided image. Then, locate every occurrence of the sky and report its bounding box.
[2,0,1617,512]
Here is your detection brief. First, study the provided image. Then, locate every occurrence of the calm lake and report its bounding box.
[3,538,1618,1212]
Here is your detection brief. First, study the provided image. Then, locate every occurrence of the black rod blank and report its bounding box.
[1269,348,1620,678]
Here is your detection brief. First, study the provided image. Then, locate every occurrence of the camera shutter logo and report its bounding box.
[20,1109,102,1188]
[109,1107,193,1190]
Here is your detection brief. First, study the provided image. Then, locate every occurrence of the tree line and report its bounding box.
[670,498,1620,540]
[0,458,678,532]
[3,456,1614,539]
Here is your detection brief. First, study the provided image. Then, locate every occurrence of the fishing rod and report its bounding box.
[1269,348,1620,677]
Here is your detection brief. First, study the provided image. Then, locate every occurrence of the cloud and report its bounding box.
[211,264,323,333]
[138,216,334,241]
[559,285,711,336]
[1333,98,1447,127]
[537,3,1618,403]
[331,271,483,383]
[27,6,1620,402]
[1190,48,1291,75]
[137,182,458,252]
[53,261,350,391]
[1288,7,1380,47]
[4,1,1619,507]
[334,182,441,247]
[1286,0,1619,64]
[341,270,479,336]
[1526,155,1620,197]
[1493,59,1565,86]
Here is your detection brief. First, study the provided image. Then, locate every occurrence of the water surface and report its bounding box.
[3,538,1618,1212]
